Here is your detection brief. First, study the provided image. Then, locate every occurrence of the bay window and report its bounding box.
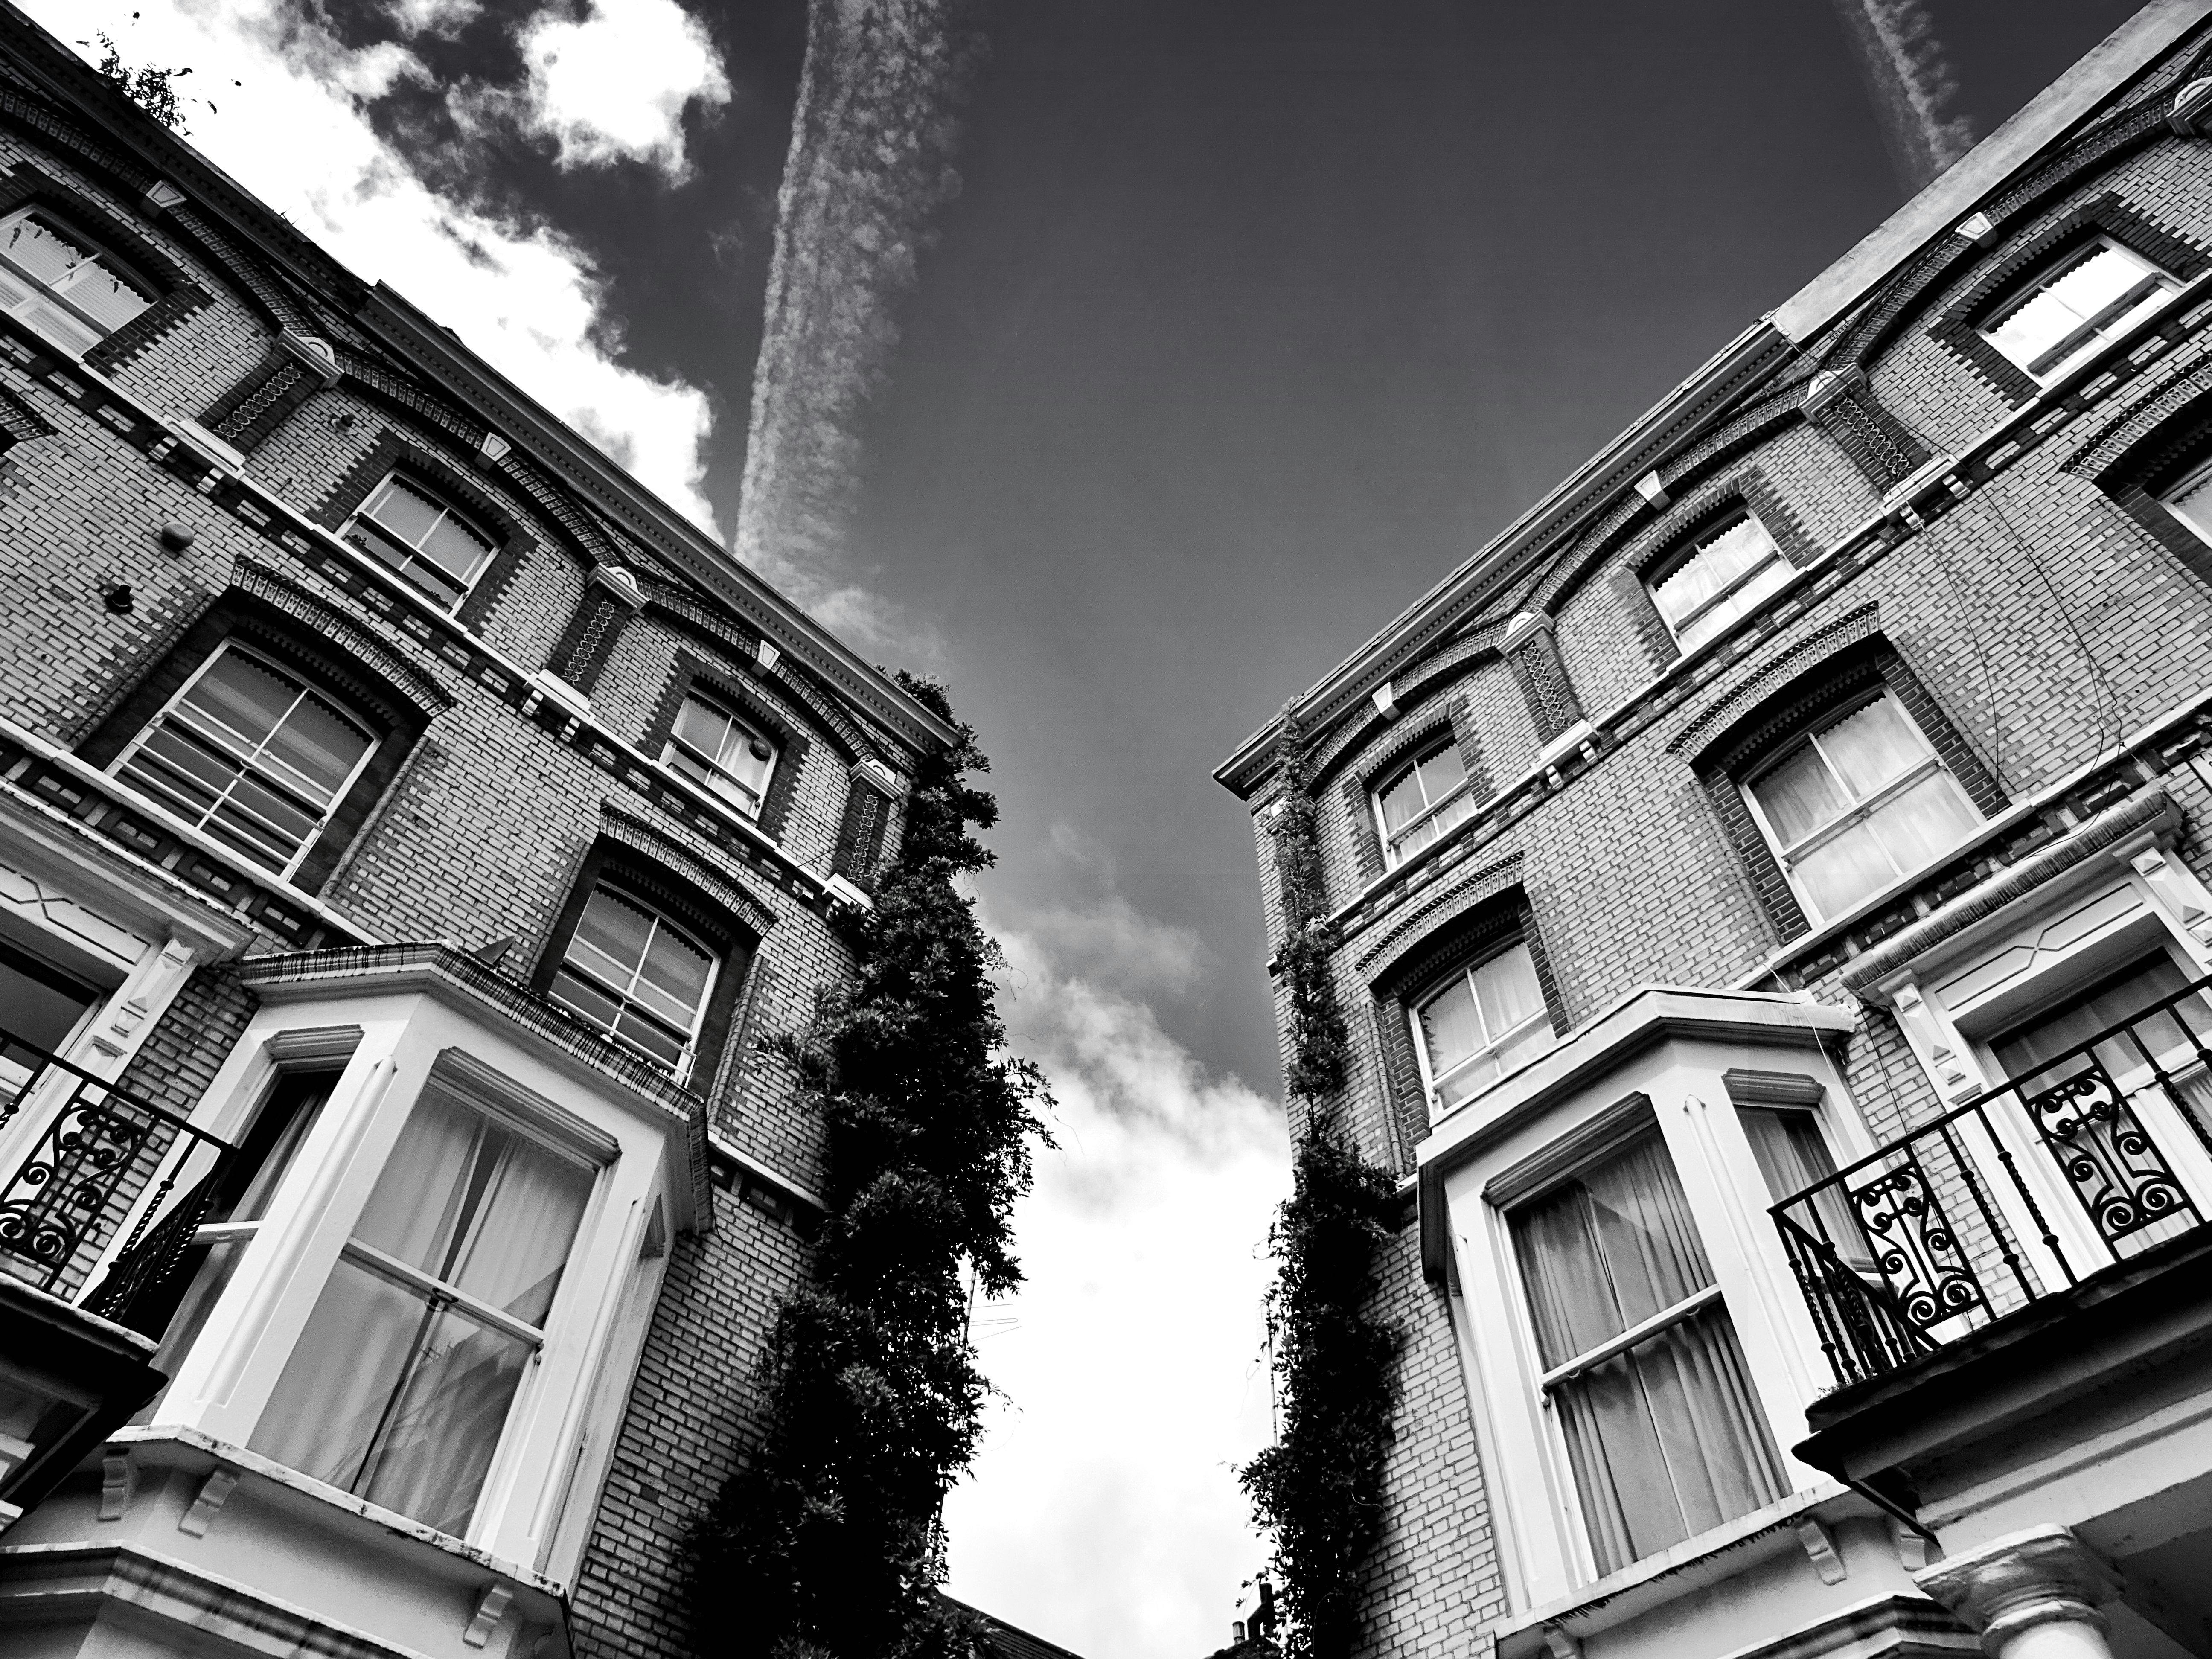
[1979,237,2177,383]
[663,691,779,821]
[550,882,719,1079]
[1508,1130,1787,1576]
[1412,941,1552,1116]
[342,474,496,611]
[1645,514,1790,651]
[110,643,377,879]
[1374,740,1475,867]
[1742,691,1982,923]
[0,207,152,355]
[247,1088,595,1537]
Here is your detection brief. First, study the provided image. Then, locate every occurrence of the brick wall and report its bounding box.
[1235,32,2212,1657]
[0,76,928,1659]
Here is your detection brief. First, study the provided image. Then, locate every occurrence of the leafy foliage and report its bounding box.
[689,675,1048,1659]
[1241,701,1405,1659]
[1242,1138,1404,1659]
[90,33,196,132]
[1270,703,1350,1101]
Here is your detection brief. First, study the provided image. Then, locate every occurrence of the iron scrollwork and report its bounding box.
[2023,1065,2197,1245]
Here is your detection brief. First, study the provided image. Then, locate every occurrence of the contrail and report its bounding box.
[1829,0,1976,193]
[733,0,984,639]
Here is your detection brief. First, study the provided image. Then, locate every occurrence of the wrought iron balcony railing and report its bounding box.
[1771,970,2212,1390]
[0,1024,231,1330]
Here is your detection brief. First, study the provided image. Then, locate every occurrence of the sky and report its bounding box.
[24,0,2150,1653]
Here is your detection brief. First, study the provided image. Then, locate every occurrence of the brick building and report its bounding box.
[1218,4,2212,1657]
[0,4,955,1656]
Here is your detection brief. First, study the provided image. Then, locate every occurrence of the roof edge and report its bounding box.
[1214,0,2212,798]
[0,1,955,756]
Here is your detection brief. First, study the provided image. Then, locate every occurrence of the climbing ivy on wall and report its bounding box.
[1241,700,1407,1659]
[689,675,1048,1659]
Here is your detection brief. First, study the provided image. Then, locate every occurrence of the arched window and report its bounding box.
[1373,739,1474,867]
[663,690,779,820]
[1645,512,1790,651]
[1979,237,2178,384]
[1739,690,1982,924]
[1411,940,1553,1116]
[110,643,378,879]
[550,882,720,1079]
[0,207,153,355]
[342,474,497,611]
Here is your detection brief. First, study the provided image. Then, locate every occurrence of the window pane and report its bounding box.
[1472,945,1545,1039]
[59,262,150,332]
[1750,743,1845,847]
[419,515,492,584]
[252,1253,427,1492]
[1652,518,1778,630]
[1817,696,1930,799]
[1551,1304,1786,1575]
[1417,975,1485,1080]
[551,965,624,1032]
[260,690,372,804]
[1987,244,2165,373]
[1860,768,1980,873]
[1415,746,1467,806]
[182,651,300,752]
[572,888,655,982]
[639,925,714,1019]
[1994,954,2212,1084]
[1740,1107,1863,1262]
[358,1298,535,1537]
[1511,1134,1712,1369]
[0,941,96,1052]
[1430,791,1478,842]
[2,215,92,285]
[614,1006,690,1068]
[675,696,732,760]
[2037,242,2157,323]
[364,478,445,549]
[1789,818,1899,918]
[352,1091,590,1317]
[1377,767,1428,837]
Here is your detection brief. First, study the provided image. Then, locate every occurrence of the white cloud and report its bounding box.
[385,0,480,40]
[943,897,1291,1659]
[507,0,729,179]
[30,0,719,530]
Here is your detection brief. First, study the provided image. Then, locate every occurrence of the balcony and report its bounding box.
[1770,970,2212,1391]
[0,1025,232,1521]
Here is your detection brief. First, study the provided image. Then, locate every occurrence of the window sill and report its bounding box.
[1487,1481,1854,1659]
[102,1424,569,1598]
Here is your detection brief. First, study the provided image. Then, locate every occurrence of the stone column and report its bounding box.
[1915,1525,2124,1659]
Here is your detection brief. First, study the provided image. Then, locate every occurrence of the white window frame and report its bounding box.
[1977,235,2180,384]
[1738,689,1982,926]
[2157,454,2212,550]
[0,205,154,356]
[1406,941,1555,1121]
[549,881,722,1084]
[339,473,498,612]
[1447,1077,1857,1605]
[1644,512,1790,650]
[1371,739,1476,870]
[131,1008,675,1584]
[108,641,381,882]
[661,690,780,822]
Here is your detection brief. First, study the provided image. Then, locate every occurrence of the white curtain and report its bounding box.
[250,1090,591,1536]
[1513,1135,1786,1576]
